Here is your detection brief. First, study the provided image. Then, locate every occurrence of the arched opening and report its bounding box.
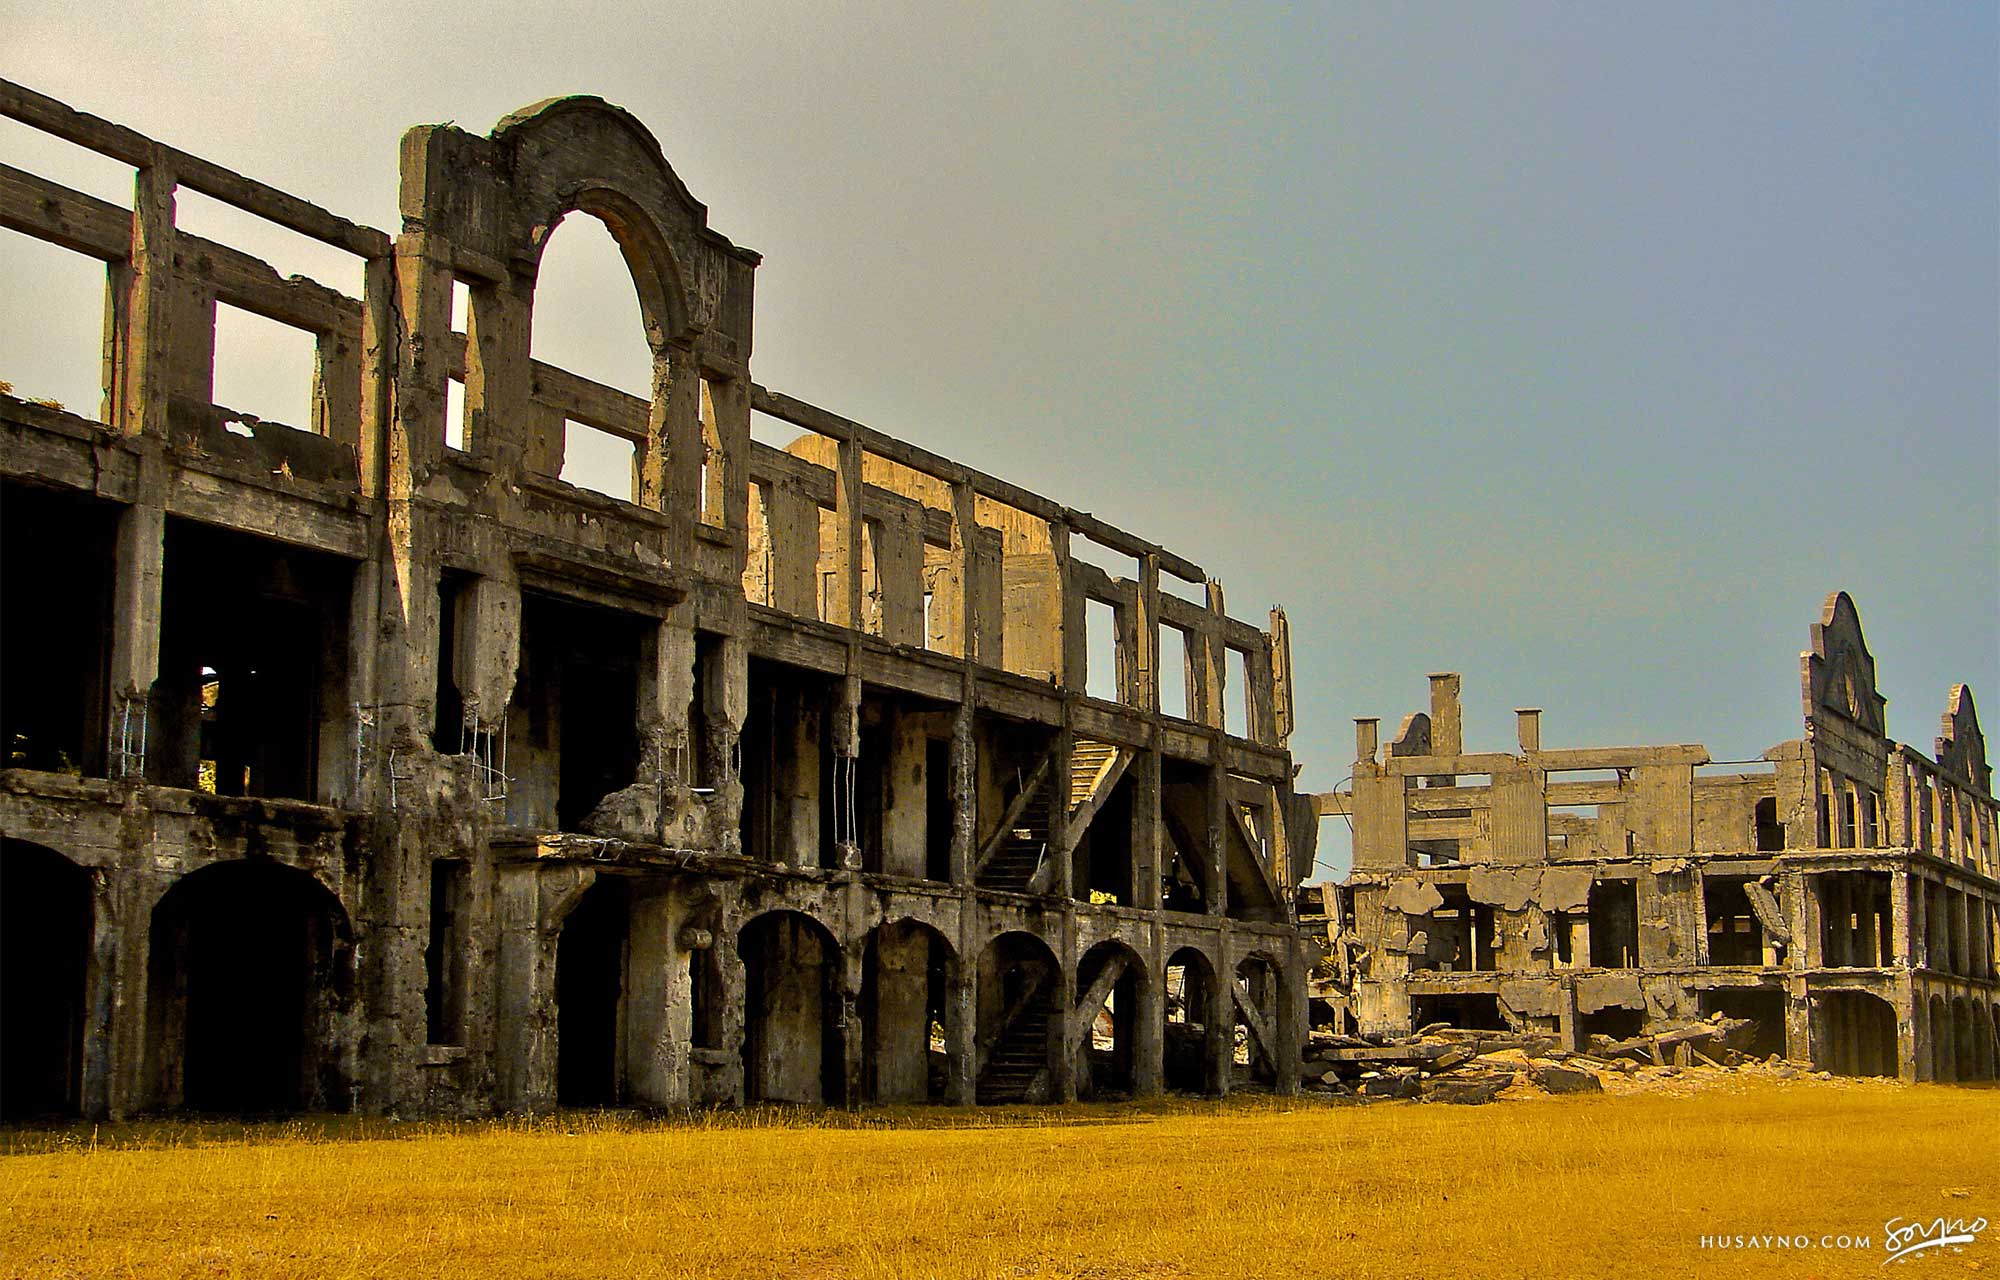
[1930,994,1954,1082]
[529,213,656,503]
[861,919,956,1104]
[146,860,352,1114]
[740,911,844,1105]
[976,931,1059,1104]
[1075,941,1146,1100]
[1233,953,1283,1088]
[1816,990,1898,1078]
[1,840,94,1120]
[556,876,631,1107]
[1953,997,1987,1083]
[1163,946,1219,1095]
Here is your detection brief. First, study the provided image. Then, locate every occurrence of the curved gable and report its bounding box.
[1803,590,1886,736]
[1937,685,1992,795]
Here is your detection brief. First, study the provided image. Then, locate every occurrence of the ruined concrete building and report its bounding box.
[1317,592,1999,1083]
[0,81,1314,1120]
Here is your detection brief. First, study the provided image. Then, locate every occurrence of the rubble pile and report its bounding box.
[1302,1013,1819,1104]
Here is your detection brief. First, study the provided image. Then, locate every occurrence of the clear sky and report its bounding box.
[6,3,1996,876]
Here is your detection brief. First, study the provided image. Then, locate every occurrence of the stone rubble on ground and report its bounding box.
[1299,1012,1841,1104]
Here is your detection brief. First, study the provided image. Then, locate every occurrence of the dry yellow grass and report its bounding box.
[3,1079,1996,1280]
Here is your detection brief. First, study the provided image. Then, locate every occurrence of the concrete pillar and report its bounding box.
[1515,708,1542,754]
[1206,949,1233,1095]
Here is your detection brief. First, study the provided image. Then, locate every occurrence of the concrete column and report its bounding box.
[1910,873,1929,968]
[1206,946,1233,1095]
[1050,918,1077,1103]
[108,498,165,779]
[947,926,977,1107]
[1134,554,1161,713]
[1132,750,1163,914]
[948,683,975,887]
[828,435,865,629]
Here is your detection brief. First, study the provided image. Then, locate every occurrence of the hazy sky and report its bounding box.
[6,3,1995,875]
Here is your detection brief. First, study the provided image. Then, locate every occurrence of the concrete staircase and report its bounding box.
[977,986,1053,1104]
[976,785,1051,891]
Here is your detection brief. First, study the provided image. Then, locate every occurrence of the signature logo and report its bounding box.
[1884,1215,1987,1265]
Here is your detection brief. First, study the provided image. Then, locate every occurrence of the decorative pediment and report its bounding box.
[1937,685,1992,795]
[1802,591,1886,737]
[1388,711,1432,757]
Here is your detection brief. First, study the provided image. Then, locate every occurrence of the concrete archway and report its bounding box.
[146,859,353,1113]
[861,919,958,1104]
[976,931,1060,1104]
[739,910,844,1105]
[1930,994,1954,1082]
[1075,940,1150,1100]
[1817,990,1899,1078]
[1233,952,1285,1087]
[1,839,94,1120]
[1164,946,1221,1095]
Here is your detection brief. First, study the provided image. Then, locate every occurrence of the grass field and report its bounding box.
[3,1078,1995,1279]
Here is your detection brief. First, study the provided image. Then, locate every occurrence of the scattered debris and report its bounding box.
[1301,1014,1831,1105]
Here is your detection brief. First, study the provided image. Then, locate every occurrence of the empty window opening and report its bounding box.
[0,229,110,422]
[559,419,637,502]
[1840,789,1858,848]
[1698,989,1788,1059]
[529,213,652,396]
[1224,647,1250,738]
[0,840,94,1120]
[922,588,936,650]
[1415,884,1498,973]
[1588,879,1640,969]
[424,859,468,1046]
[1862,792,1880,847]
[1158,625,1191,719]
[1075,767,1136,906]
[174,187,366,298]
[1754,797,1785,851]
[444,377,467,451]
[1816,787,1832,848]
[689,943,721,1050]
[506,592,647,832]
[1817,871,1893,967]
[1064,536,1138,586]
[1577,1006,1645,1048]
[555,877,630,1107]
[697,378,726,527]
[0,115,135,208]
[431,570,468,754]
[1159,758,1212,913]
[926,738,954,882]
[1157,573,1207,606]
[1084,598,1120,702]
[860,519,883,635]
[211,303,317,433]
[1702,877,1768,967]
[153,520,355,803]
[1410,993,1505,1033]
[145,859,353,1114]
[1,484,117,777]
[750,408,804,450]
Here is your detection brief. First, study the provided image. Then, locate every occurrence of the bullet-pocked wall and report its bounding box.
[0,80,1309,1120]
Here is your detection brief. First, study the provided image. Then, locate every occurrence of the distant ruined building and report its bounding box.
[1314,592,1998,1083]
[0,81,1311,1120]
